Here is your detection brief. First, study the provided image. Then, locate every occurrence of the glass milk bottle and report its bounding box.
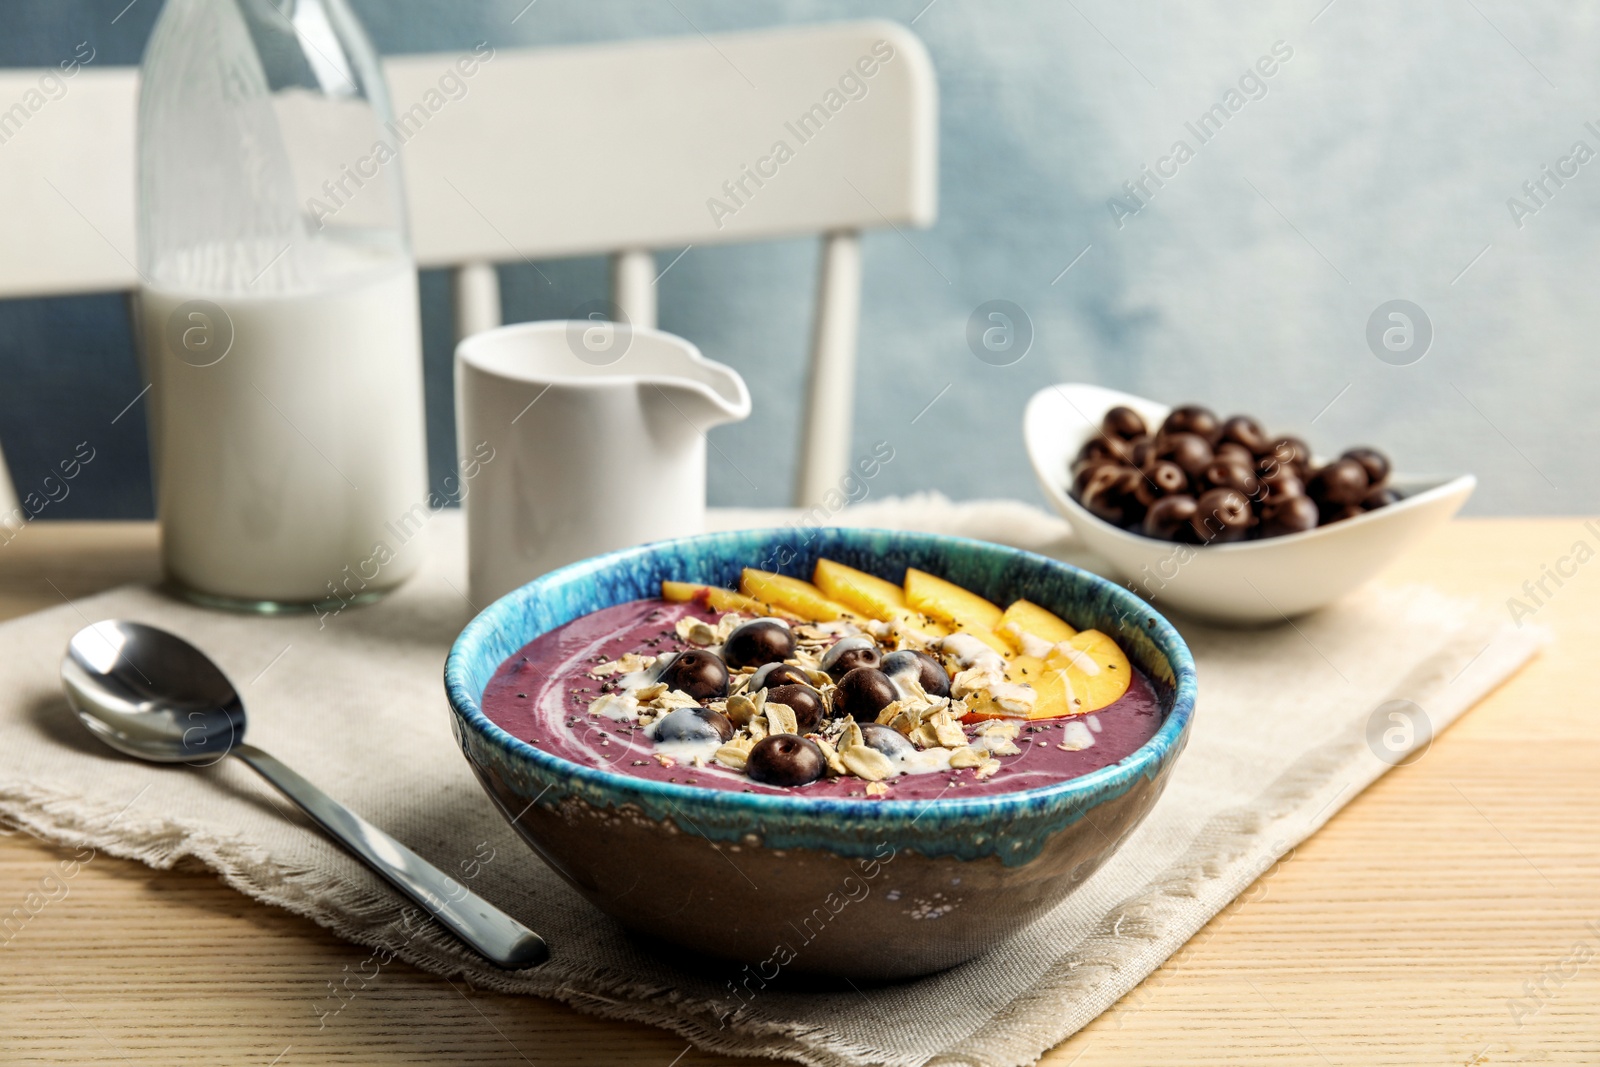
[136,0,428,612]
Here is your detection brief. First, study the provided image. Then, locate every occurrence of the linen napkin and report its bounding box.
[0,500,1541,1067]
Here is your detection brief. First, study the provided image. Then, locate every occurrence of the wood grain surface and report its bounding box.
[1,519,1595,1066]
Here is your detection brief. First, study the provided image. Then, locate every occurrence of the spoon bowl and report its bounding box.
[62,621,244,765]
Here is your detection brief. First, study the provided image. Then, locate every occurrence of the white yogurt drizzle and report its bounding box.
[939,633,1036,713]
[883,664,923,702]
[640,716,725,766]
[889,745,955,775]
[939,632,1005,669]
[618,652,671,693]
[1059,720,1096,751]
[1001,623,1056,660]
[1055,645,1101,675]
[589,692,639,720]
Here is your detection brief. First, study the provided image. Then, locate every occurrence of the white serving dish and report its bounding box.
[1023,383,1476,624]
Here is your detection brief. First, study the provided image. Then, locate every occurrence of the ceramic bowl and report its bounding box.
[1024,383,1476,625]
[445,528,1196,982]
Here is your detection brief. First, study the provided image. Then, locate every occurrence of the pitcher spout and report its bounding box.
[633,331,751,435]
[648,361,750,433]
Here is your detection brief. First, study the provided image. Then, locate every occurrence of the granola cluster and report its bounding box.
[588,611,1025,792]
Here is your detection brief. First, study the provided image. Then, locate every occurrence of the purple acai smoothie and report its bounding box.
[481,598,1166,801]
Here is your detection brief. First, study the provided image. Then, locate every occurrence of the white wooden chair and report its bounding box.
[0,64,139,519]
[0,19,937,511]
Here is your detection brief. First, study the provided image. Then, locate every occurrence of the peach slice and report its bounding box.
[996,599,1077,656]
[739,568,857,622]
[661,581,797,619]
[1028,629,1132,718]
[1003,653,1047,687]
[904,568,1003,633]
[813,559,949,637]
[813,558,904,618]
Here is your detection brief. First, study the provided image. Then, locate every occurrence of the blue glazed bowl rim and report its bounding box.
[445,527,1198,824]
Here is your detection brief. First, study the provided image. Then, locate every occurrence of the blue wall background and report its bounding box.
[2,0,1595,518]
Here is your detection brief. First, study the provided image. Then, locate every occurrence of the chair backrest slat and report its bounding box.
[0,68,140,298]
[387,19,935,266]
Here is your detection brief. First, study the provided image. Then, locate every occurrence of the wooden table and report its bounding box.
[1,519,1595,1065]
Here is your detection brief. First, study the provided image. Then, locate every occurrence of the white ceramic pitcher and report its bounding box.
[456,321,751,605]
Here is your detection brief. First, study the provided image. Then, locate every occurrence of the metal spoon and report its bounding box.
[60,619,548,970]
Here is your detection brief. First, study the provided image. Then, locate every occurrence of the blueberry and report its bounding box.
[764,683,824,733]
[1308,458,1369,507]
[745,734,825,787]
[1138,459,1189,502]
[1075,435,1134,469]
[656,649,728,702]
[749,661,811,691]
[1219,414,1270,455]
[1258,494,1318,538]
[1341,446,1391,487]
[820,636,881,681]
[1101,405,1147,440]
[1161,404,1220,443]
[652,706,733,744]
[1201,458,1260,499]
[1190,487,1252,544]
[880,649,950,699]
[1265,436,1313,479]
[1257,466,1305,506]
[1142,494,1198,541]
[1157,432,1213,479]
[1363,485,1400,510]
[858,722,915,760]
[1213,441,1255,468]
[1075,462,1144,527]
[833,666,899,721]
[723,618,795,670]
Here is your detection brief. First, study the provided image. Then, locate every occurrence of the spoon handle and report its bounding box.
[232,742,548,969]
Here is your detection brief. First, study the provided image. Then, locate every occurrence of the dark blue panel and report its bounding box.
[0,293,152,518]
